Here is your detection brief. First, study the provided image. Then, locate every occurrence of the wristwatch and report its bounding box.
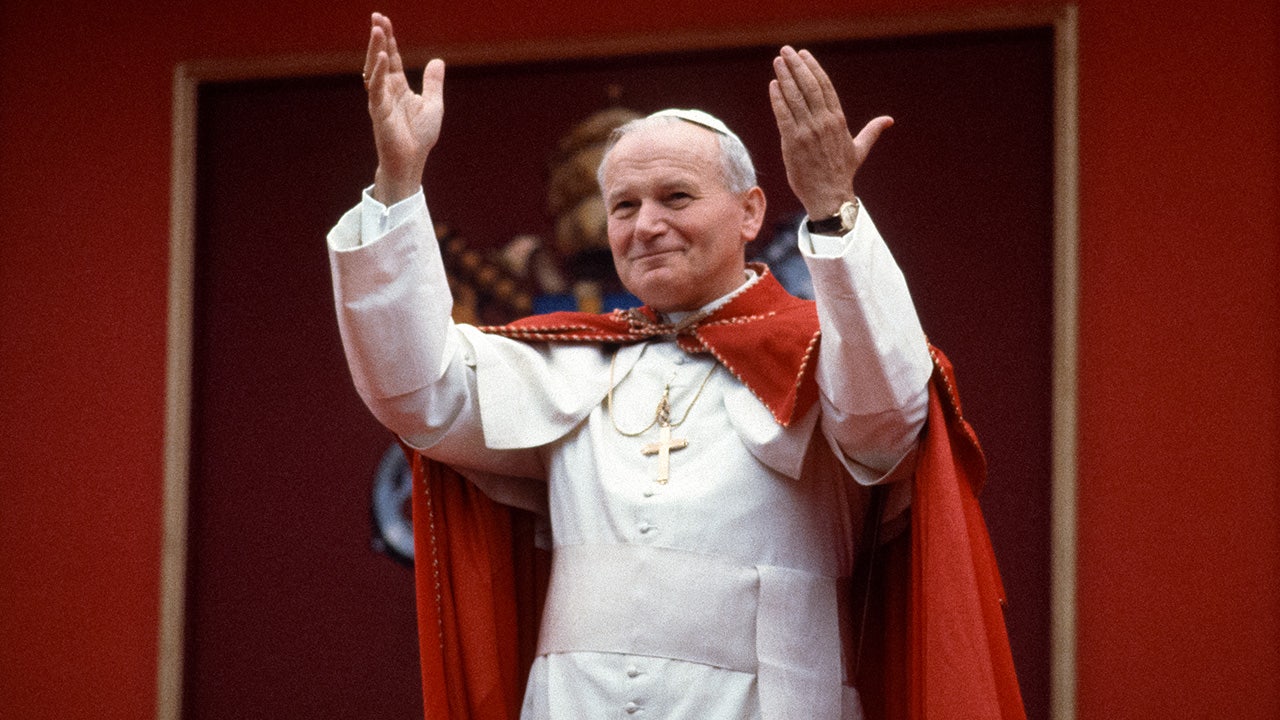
[806,198,860,235]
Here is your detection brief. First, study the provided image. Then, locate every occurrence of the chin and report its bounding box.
[625,271,694,312]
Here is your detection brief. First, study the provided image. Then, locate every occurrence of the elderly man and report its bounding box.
[328,12,1022,720]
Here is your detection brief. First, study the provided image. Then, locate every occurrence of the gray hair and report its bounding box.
[596,109,758,194]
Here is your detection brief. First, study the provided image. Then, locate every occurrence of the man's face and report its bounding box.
[601,122,765,313]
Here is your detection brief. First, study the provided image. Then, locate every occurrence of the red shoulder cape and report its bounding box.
[404,275,1026,719]
[479,265,819,426]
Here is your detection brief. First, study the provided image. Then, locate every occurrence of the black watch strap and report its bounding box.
[805,198,859,235]
[806,214,844,234]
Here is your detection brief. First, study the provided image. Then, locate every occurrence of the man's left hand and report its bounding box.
[769,46,892,220]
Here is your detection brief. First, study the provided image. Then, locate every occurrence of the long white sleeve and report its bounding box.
[801,204,932,480]
[326,189,546,482]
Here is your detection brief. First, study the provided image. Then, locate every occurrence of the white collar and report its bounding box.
[662,267,761,325]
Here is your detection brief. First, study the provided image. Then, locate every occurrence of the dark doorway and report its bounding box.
[185,25,1056,719]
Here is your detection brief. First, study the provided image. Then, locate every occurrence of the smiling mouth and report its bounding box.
[632,248,684,262]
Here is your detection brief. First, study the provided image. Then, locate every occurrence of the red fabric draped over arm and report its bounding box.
[410,455,530,720]
[855,349,1025,720]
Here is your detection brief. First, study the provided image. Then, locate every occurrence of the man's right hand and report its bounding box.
[363,13,445,206]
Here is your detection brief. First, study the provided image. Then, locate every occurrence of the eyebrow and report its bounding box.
[606,176,702,201]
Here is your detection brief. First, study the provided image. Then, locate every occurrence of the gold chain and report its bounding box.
[607,350,717,437]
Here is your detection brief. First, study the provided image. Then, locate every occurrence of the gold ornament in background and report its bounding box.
[547,106,642,259]
[442,103,642,325]
[437,221,534,325]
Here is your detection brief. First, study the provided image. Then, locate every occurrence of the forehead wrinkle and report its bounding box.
[602,126,730,200]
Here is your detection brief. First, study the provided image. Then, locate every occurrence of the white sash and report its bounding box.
[537,543,857,719]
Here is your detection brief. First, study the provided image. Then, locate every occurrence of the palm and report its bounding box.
[370,62,443,176]
[363,13,445,204]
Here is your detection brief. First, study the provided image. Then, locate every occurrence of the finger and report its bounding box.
[768,79,798,134]
[380,16,405,79]
[772,51,812,122]
[363,20,386,79]
[367,51,389,109]
[796,49,844,117]
[377,12,396,42]
[779,46,825,115]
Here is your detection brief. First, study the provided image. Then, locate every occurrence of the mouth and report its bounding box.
[631,247,684,263]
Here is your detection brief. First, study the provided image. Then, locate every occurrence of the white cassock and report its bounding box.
[327,188,932,720]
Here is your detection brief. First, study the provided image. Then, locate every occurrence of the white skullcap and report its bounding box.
[646,108,742,144]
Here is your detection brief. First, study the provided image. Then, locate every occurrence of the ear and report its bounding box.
[739,186,767,245]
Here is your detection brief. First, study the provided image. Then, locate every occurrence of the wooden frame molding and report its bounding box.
[159,6,1079,719]
[1048,7,1080,720]
[158,57,198,720]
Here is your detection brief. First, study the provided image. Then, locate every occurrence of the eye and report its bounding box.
[665,192,694,208]
[609,199,638,217]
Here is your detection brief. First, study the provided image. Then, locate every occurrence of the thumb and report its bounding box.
[421,58,446,105]
[854,115,894,157]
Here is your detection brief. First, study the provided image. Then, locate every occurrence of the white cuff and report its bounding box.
[357,185,426,248]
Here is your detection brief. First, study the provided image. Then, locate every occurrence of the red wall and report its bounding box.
[0,1,1275,718]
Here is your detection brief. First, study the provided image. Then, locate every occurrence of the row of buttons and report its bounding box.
[638,484,658,535]
[625,664,645,714]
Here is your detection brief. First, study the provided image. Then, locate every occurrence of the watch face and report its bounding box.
[839,200,859,232]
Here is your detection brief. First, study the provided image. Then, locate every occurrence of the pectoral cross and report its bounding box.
[640,389,688,484]
[642,422,688,484]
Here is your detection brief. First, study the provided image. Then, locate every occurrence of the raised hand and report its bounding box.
[362,12,445,205]
[768,46,892,220]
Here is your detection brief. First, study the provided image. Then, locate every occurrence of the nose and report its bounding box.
[634,201,668,240]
